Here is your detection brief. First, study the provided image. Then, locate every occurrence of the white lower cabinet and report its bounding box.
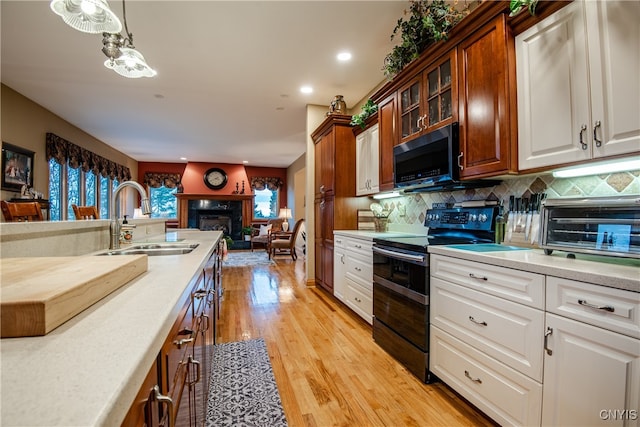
[430,253,640,427]
[431,326,543,427]
[542,312,640,427]
[333,233,373,324]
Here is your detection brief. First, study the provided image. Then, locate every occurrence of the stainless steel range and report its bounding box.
[372,206,498,383]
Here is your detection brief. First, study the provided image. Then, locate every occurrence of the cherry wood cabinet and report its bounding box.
[397,49,458,145]
[311,115,368,294]
[123,241,222,426]
[457,14,517,179]
[377,94,398,192]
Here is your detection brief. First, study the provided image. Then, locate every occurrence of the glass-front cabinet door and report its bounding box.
[424,48,457,132]
[397,48,457,145]
[398,76,422,143]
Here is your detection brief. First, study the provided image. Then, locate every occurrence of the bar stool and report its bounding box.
[1,200,44,222]
[72,205,99,220]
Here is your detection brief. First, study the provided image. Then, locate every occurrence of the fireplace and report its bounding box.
[176,194,254,244]
[186,199,244,240]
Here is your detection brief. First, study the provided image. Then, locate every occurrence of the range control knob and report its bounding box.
[479,213,488,223]
[469,214,477,222]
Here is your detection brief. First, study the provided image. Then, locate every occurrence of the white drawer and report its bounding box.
[547,276,640,339]
[343,236,372,258]
[430,326,542,427]
[334,235,346,249]
[345,278,373,324]
[431,277,544,381]
[345,254,372,287]
[431,254,545,309]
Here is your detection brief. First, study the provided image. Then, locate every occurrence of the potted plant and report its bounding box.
[383,0,469,79]
[223,235,234,249]
[509,0,538,17]
[242,226,253,241]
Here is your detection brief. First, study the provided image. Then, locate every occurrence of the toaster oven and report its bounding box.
[540,196,640,259]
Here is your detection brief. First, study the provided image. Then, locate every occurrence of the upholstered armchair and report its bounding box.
[269,218,304,260]
[250,218,285,252]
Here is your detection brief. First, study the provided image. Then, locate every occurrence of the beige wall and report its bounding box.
[1,84,138,203]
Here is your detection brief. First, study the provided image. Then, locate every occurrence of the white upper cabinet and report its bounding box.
[355,123,380,196]
[516,1,640,171]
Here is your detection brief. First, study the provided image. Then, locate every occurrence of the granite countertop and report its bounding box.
[428,245,640,293]
[0,229,222,427]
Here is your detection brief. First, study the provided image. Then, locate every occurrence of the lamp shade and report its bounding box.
[50,0,122,34]
[104,47,156,78]
[278,208,292,219]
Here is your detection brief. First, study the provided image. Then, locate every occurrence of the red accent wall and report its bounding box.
[137,162,288,207]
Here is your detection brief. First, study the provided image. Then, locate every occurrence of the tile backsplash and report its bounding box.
[380,170,640,232]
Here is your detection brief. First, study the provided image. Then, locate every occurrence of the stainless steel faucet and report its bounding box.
[110,181,151,249]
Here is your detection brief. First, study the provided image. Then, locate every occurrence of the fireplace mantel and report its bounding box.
[175,193,254,229]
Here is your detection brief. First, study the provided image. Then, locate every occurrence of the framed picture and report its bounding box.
[2,142,34,191]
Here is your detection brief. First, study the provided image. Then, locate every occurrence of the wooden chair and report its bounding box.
[250,218,285,252]
[269,218,304,260]
[72,204,99,220]
[1,200,44,222]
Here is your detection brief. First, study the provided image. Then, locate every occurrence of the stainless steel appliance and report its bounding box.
[540,195,640,259]
[393,123,499,193]
[372,206,498,382]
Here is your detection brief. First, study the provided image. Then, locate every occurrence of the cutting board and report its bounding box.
[1,255,148,338]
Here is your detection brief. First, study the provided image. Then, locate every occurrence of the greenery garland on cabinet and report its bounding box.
[350,99,379,129]
[383,0,470,79]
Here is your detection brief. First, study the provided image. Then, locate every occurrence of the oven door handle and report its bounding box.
[373,246,426,264]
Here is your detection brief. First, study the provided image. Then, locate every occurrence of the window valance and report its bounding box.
[45,133,132,181]
[143,172,182,189]
[250,177,283,191]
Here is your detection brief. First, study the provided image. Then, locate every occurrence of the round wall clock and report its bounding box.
[203,167,228,190]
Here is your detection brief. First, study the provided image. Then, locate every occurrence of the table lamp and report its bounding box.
[279,207,292,231]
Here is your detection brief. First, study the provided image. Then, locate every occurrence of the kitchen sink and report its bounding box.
[97,243,199,256]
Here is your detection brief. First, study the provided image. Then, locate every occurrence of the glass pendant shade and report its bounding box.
[104,47,156,78]
[50,0,122,34]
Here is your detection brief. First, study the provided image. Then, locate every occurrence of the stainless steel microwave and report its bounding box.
[393,123,499,192]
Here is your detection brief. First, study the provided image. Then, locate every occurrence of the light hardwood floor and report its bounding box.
[217,253,497,427]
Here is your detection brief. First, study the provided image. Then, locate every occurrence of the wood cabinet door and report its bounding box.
[587,0,640,160]
[458,15,516,178]
[516,1,591,170]
[397,75,424,144]
[422,49,458,132]
[542,313,640,426]
[320,131,335,195]
[378,94,397,192]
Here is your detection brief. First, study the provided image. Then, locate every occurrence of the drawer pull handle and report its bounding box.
[578,299,614,312]
[579,124,588,150]
[544,327,553,356]
[173,337,193,349]
[469,273,487,281]
[150,385,174,427]
[464,370,482,384]
[187,355,201,386]
[354,267,362,272]
[593,120,602,147]
[468,316,487,326]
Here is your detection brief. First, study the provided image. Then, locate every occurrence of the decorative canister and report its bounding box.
[328,95,347,115]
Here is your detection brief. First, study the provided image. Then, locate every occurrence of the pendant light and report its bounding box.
[101,0,156,78]
[50,0,122,34]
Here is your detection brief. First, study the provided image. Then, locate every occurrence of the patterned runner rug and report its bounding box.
[206,338,288,427]
[223,251,275,267]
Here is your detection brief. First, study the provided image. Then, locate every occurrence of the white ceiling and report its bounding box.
[1,1,409,168]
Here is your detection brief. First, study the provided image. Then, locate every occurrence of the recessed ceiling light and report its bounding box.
[337,52,352,61]
[180,157,187,161]
[243,160,249,164]
[300,86,313,94]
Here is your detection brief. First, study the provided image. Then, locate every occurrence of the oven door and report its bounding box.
[372,244,429,351]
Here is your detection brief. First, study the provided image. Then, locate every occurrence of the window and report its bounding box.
[149,186,177,218]
[253,187,280,219]
[48,158,116,221]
